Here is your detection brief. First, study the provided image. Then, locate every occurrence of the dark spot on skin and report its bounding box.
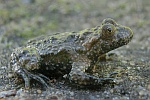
[21,50,29,55]
[51,37,57,43]
[18,53,24,58]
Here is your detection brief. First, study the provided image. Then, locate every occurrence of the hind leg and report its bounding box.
[15,68,50,88]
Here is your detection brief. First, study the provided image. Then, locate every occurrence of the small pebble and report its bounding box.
[37,90,42,94]
[8,73,13,78]
[69,91,74,96]
[110,89,114,93]
[50,95,58,100]
[122,60,127,64]
[139,90,148,96]
[147,84,150,90]
[129,61,135,66]
[0,90,16,98]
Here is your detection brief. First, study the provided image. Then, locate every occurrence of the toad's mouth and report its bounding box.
[114,26,133,46]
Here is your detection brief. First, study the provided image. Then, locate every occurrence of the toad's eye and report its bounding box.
[101,24,116,39]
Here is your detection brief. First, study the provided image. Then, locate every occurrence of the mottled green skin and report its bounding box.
[10,18,133,87]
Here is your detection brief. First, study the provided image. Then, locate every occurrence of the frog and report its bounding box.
[10,18,133,88]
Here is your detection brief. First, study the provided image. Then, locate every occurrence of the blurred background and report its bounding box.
[0,0,149,45]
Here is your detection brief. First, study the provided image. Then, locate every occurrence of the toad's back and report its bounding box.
[27,26,101,56]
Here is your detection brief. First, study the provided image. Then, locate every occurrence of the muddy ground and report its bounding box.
[0,0,149,100]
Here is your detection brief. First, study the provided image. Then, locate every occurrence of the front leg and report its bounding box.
[68,62,115,86]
